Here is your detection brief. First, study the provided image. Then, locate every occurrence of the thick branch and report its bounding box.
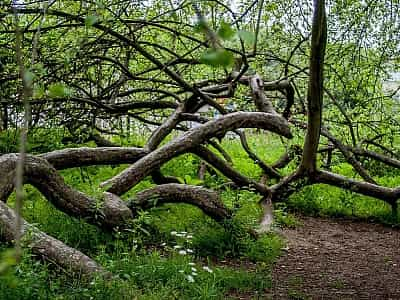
[193,146,270,195]
[300,0,327,173]
[0,154,133,230]
[145,104,184,151]
[181,112,278,177]
[321,127,377,184]
[272,145,302,169]
[314,170,400,203]
[128,184,231,222]
[0,201,108,277]
[40,147,147,170]
[237,131,281,179]
[350,147,400,169]
[249,74,278,114]
[101,112,291,195]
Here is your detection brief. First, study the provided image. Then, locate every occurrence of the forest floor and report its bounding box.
[264,215,400,300]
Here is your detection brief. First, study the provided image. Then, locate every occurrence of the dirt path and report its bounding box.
[267,216,400,299]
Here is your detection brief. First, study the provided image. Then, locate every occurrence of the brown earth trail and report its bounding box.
[267,216,400,299]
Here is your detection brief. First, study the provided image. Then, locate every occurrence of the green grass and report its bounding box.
[1,129,400,299]
[1,134,283,298]
[223,134,400,224]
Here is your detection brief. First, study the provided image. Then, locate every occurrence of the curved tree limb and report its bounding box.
[180,112,279,178]
[40,147,147,170]
[0,154,133,230]
[128,184,231,222]
[101,112,292,195]
[0,201,108,277]
[145,104,185,151]
[237,131,281,180]
[321,127,377,184]
[350,147,400,169]
[314,170,400,204]
[193,146,269,195]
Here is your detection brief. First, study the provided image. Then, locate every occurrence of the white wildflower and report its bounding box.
[178,270,184,273]
[202,266,213,273]
[173,245,182,249]
[178,250,187,255]
[186,275,195,283]
[188,262,196,266]
[170,231,177,236]
[186,249,194,253]
[186,235,193,239]
[191,267,197,272]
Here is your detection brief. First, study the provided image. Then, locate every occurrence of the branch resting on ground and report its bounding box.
[101,112,292,195]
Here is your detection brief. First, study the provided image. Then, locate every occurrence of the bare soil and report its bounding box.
[266,216,400,299]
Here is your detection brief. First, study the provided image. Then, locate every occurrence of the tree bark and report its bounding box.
[0,154,133,230]
[299,0,327,173]
[193,146,270,195]
[102,112,292,195]
[0,201,108,277]
[40,147,147,169]
[129,184,231,222]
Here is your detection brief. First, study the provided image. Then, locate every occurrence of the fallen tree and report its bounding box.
[0,0,399,277]
[0,200,108,277]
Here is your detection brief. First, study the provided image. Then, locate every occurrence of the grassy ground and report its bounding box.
[1,130,399,299]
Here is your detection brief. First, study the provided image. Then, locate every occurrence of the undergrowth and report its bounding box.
[1,129,399,299]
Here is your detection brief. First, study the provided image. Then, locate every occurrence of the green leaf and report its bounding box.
[0,249,16,276]
[184,174,192,184]
[271,24,282,33]
[85,15,98,27]
[33,85,45,99]
[237,30,255,46]
[189,178,204,186]
[32,63,46,76]
[217,20,235,40]
[170,12,178,21]
[266,3,278,12]
[48,83,72,98]
[194,20,208,33]
[176,176,185,184]
[200,49,234,68]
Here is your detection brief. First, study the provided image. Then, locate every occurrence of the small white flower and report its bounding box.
[173,245,182,249]
[186,249,194,253]
[178,270,184,273]
[180,231,187,234]
[161,242,166,246]
[191,272,198,276]
[186,235,193,239]
[178,250,187,255]
[186,275,195,282]
[188,262,196,266]
[202,266,213,273]
[191,267,197,272]
[170,231,177,236]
